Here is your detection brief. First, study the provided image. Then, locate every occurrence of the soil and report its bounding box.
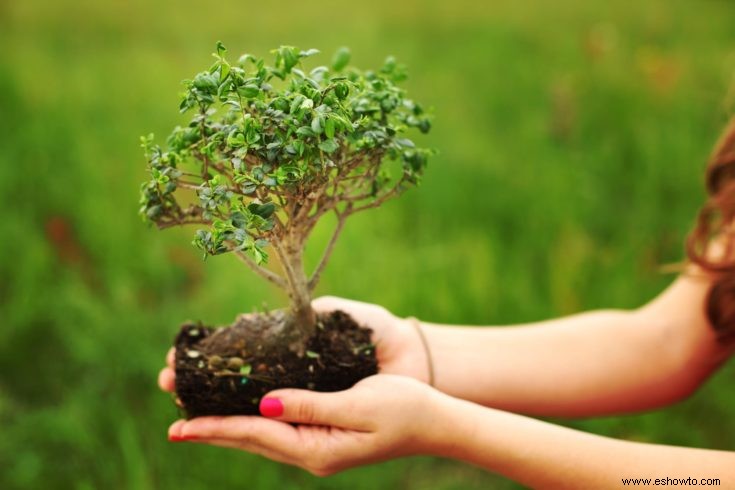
[173,309,378,418]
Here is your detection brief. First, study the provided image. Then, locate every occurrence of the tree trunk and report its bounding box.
[279,243,316,355]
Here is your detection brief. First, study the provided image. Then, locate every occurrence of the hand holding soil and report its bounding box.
[165,375,445,477]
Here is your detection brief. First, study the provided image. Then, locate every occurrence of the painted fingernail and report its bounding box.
[169,434,197,442]
[259,397,284,417]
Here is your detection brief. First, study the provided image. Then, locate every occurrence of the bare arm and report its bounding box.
[434,391,735,489]
[418,270,734,416]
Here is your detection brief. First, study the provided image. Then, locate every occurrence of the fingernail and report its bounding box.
[169,434,197,442]
[259,397,284,417]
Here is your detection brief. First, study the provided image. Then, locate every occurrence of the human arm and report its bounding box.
[166,374,735,488]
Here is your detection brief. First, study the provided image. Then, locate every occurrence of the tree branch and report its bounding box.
[271,239,300,294]
[233,249,288,289]
[156,218,211,230]
[178,182,204,190]
[308,210,348,290]
[347,177,406,215]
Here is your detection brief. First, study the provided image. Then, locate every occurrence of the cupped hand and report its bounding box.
[158,296,430,393]
[166,374,447,476]
[311,296,430,382]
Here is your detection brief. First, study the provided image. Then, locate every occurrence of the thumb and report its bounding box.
[259,388,369,430]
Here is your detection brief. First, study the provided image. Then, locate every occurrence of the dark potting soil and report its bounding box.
[173,310,378,418]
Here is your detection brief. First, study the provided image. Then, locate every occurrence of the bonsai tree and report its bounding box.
[140,43,433,417]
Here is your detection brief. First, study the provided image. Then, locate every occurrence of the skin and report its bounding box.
[159,271,735,488]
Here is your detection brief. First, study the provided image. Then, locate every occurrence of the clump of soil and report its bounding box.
[173,310,378,418]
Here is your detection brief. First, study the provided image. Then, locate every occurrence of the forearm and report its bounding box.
[428,394,735,489]
[417,276,725,416]
[419,310,675,415]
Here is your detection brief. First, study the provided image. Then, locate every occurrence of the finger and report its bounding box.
[311,295,344,313]
[312,295,374,313]
[182,437,299,466]
[171,416,306,459]
[158,367,175,392]
[259,388,371,430]
[166,347,175,368]
[168,419,186,440]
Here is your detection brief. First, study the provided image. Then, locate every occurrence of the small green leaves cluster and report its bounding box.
[139,43,433,274]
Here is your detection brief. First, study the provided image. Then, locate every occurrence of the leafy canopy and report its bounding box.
[139,43,433,274]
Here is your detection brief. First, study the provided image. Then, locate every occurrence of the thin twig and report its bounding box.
[178,182,204,190]
[308,210,348,290]
[233,249,288,288]
[348,177,405,214]
[178,171,204,179]
[156,218,212,230]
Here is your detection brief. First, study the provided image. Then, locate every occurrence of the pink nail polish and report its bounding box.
[260,397,284,417]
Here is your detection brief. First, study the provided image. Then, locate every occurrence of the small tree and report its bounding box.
[140,43,432,354]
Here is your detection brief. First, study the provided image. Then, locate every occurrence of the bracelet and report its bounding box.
[407,316,435,387]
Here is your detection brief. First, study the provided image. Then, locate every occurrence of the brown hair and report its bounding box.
[686,117,735,342]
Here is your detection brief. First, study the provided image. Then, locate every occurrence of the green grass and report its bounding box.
[1,1,734,488]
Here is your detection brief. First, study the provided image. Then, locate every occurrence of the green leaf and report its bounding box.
[334,82,349,99]
[252,246,266,264]
[193,72,218,93]
[238,84,260,98]
[318,138,339,153]
[296,126,314,137]
[305,350,320,359]
[219,62,230,82]
[226,130,246,147]
[324,117,335,139]
[418,118,431,134]
[240,364,252,375]
[179,95,194,113]
[231,211,248,229]
[290,94,306,114]
[246,128,260,145]
[277,46,300,73]
[332,47,350,71]
[311,115,323,135]
[238,53,255,65]
[216,41,226,57]
[248,202,276,219]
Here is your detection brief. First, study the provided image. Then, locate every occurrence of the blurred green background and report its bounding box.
[1,0,734,488]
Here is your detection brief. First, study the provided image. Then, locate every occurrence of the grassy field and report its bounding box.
[1,1,734,488]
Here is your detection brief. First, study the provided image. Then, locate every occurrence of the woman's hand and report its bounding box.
[311,296,430,382]
[158,295,430,393]
[166,375,445,476]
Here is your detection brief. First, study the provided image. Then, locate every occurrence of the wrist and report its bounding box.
[405,317,435,386]
[395,316,435,384]
[415,389,473,457]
